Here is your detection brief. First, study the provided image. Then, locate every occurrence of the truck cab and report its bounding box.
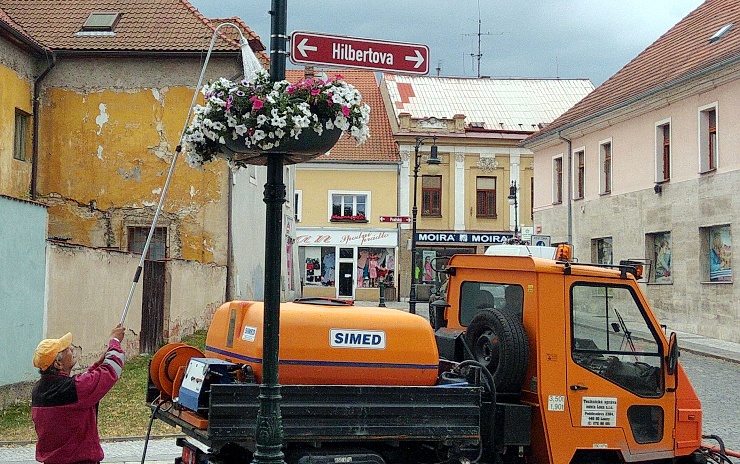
[432,246,702,464]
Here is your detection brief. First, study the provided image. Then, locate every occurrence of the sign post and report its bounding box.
[290,31,430,75]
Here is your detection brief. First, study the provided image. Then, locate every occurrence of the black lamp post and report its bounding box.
[508,180,519,238]
[409,136,439,315]
[253,1,287,463]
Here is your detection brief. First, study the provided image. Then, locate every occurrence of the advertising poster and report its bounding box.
[654,232,672,283]
[709,226,732,282]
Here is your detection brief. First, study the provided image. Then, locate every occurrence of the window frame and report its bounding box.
[14,109,30,162]
[328,190,370,222]
[421,175,442,217]
[599,139,613,195]
[552,154,563,205]
[655,119,671,183]
[698,103,718,174]
[475,176,497,218]
[573,147,585,200]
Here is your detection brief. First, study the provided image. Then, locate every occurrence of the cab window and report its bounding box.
[460,281,524,326]
[571,283,663,397]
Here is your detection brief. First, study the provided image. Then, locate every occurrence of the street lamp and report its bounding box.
[508,181,519,238]
[409,135,440,315]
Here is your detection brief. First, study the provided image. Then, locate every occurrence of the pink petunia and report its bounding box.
[250,95,264,110]
[311,88,321,96]
[341,105,350,117]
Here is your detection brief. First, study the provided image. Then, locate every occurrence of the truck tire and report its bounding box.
[465,308,529,393]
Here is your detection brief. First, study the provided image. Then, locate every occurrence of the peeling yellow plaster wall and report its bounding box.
[39,86,229,264]
[0,66,33,198]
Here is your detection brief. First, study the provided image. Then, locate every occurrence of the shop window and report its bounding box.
[702,225,732,282]
[646,232,672,284]
[571,283,662,397]
[599,139,612,195]
[14,110,30,161]
[422,175,441,216]
[330,191,368,222]
[552,155,563,204]
[655,120,670,182]
[304,246,335,286]
[699,104,718,173]
[592,237,613,265]
[476,176,497,218]
[128,227,167,260]
[574,149,585,200]
[357,248,395,289]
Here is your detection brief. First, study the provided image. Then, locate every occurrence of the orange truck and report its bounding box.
[147,245,734,464]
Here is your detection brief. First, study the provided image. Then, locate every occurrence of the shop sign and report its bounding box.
[415,232,513,244]
[296,228,398,247]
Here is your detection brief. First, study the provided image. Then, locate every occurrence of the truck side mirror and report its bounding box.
[667,332,679,375]
[429,298,449,330]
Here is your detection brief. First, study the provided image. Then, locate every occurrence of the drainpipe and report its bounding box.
[558,131,572,248]
[31,52,56,200]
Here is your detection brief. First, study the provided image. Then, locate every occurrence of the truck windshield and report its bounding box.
[571,283,663,397]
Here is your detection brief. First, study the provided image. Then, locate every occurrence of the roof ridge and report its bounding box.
[178,0,241,50]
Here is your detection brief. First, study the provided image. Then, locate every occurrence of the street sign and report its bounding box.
[290,31,430,75]
[531,234,551,247]
[379,216,411,223]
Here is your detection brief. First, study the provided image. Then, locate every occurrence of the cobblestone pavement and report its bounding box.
[0,436,181,463]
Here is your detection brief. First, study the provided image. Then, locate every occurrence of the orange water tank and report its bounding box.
[204,301,440,386]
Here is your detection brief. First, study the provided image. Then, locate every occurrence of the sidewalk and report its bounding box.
[2,300,738,464]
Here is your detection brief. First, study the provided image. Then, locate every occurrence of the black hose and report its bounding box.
[141,400,163,464]
[450,360,496,464]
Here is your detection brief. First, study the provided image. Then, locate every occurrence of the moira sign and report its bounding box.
[416,232,513,244]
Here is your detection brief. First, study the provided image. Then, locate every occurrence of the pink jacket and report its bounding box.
[32,339,124,464]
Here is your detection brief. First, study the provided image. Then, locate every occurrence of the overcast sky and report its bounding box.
[190,1,703,86]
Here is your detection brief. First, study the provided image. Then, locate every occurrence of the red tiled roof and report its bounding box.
[285,69,399,163]
[526,0,740,143]
[0,0,266,59]
[0,6,46,51]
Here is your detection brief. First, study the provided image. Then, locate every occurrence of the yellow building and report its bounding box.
[291,69,400,302]
[380,74,594,302]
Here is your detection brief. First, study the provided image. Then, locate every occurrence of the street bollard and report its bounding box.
[378,281,386,307]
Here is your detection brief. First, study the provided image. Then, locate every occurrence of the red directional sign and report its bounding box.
[290,31,429,75]
[379,216,411,223]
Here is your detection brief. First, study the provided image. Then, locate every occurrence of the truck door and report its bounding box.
[565,280,674,460]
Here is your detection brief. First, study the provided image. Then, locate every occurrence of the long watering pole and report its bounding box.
[119,24,251,326]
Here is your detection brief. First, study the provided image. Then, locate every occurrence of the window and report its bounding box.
[655,120,670,182]
[128,227,167,260]
[699,104,718,173]
[571,283,662,398]
[647,232,672,284]
[703,225,732,282]
[81,12,120,32]
[330,192,367,222]
[592,237,613,265]
[574,149,585,199]
[476,176,497,218]
[295,190,303,223]
[460,281,524,326]
[599,140,612,194]
[14,110,30,161]
[552,156,563,204]
[422,175,442,216]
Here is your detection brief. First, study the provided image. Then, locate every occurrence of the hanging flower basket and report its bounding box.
[184,70,370,168]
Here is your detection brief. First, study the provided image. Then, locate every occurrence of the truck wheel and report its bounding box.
[465,308,529,393]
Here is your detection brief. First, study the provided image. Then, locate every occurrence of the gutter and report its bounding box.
[557,132,573,248]
[31,51,56,200]
[526,53,740,146]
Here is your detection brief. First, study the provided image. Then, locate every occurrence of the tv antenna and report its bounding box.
[462,0,503,77]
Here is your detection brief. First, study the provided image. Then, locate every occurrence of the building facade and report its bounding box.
[293,69,400,302]
[381,74,594,301]
[522,0,740,343]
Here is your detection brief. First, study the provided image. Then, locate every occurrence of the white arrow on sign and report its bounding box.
[296,38,318,58]
[404,49,425,69]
